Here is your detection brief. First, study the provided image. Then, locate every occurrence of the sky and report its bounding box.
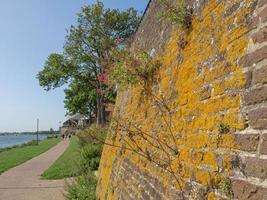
[0,0,149,132]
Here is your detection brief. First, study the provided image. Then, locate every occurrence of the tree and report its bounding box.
[64,79,97,121]
[37,1,140,125]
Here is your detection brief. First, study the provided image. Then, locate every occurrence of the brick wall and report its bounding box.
[97,0,267,199]
[233,1,267,199]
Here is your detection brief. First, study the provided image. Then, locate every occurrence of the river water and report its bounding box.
[0,134,48,149]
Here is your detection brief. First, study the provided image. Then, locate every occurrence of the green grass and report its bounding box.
[0,138,60,174]
[42,137,80,179]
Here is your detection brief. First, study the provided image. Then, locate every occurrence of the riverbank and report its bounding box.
[0,140,44,153]
[0,138,60,174]
[0,133,50,149]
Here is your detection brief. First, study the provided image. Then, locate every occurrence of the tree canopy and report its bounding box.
[37,1,140,124]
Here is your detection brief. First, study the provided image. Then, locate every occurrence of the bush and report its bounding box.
[158,0,192,27]
[218,123,230,134]
[77,124,109,147]
[47,134,58,139]
[66,171,97,200]
[109,49,160,86]
[66,125,107,200]
[80,144,103,173]
[218,177,233,198]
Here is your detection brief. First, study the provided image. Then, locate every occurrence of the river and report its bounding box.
[0,134,48,149]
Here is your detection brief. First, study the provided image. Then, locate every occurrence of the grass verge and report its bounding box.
[0,138,60,174]
[42,137,80,179]
[66,125,106,200]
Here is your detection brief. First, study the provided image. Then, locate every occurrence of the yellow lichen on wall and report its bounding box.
[97,0,253,199]
[96,132,118,200]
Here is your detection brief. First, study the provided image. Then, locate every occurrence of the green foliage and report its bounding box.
[218,123,230,134]
[47,135,59,139]
[218,177,233,198]
[65,125,107,199]
[80,144,103,172]
[158,0,192,27]
[66,171,97,200]
[37,54,76,91]
[110,49,160,86]
[77,124,109,147]
[37,1,140,121]
[64,80,97,117]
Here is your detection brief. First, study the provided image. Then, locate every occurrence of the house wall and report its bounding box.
[97,0,267,199]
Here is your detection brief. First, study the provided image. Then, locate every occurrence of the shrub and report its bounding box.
[158,0,192,28]
[80,144,103,173]
[218,123,230,134]
[109,49,160,87]
[218,177,233,198]
[47,134,58,139]
[66,125,107,200]
[66,171,97,200]
[77,124,109,147]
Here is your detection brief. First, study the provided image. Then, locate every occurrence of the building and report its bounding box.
[60,114,91,135]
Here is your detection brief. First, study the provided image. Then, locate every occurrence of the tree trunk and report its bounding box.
[96,93,106,125]
[100,93,106,124]
[96,68,106,126]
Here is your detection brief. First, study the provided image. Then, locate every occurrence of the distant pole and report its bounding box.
[37,119,39,145]
[59,121,62,134]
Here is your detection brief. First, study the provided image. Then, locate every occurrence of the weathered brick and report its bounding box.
[146,184,157,197]
[140,188,150,200]
[151,191,162,200]
[248,107,267,129]
[242,157,267,179]
[231,154,241,169]
[260,133,267,155]
[259,0,267,8]
[252,26,267,44]
[119,189,133,200]
[150,177,166,195]
[248,16,259,30]
[254,65,267,84]
[200,86,212,101]
[183,182,193,196]
[224,2,241,17]
[232,179,267,200]
[260,6,267,23]
[234,134,260,152]
[244,70,253,88]
[244,86,267,105]
[240,45,267,67]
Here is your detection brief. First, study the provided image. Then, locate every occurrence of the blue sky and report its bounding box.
[0,0,149,132]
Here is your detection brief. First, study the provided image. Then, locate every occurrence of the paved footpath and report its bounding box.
[0,140,70,200]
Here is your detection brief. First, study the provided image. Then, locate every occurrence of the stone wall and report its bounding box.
[97,0,267,199]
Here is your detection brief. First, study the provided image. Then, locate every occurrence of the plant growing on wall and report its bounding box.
[218,123,230,134]
[86,94,187,198]
[158,0,192,28]
[108,49,161,88]
[218,177,234,198]
[89,90,236,198]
